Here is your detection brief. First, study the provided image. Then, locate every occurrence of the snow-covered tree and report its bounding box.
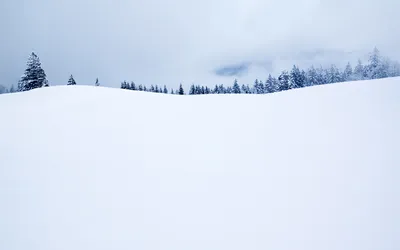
[265,74,278,93]
[326,65,342,84]
[289,65,306,89]
[307,66,318,86]
[278,71,290,91]
[343,62,353,81]
[253,79,265,94]
[19,52,47,91]
[9,84,15,93]
[178,84,185,95]
[67,75,76,85]
[95,78,100,86]
[232,79,241,94]
[163,85,168,94]
[130,82,136,90]
[367,47,388,79]
[0,85,6,94]
[354,59,366,80]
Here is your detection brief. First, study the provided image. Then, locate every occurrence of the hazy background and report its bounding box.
[1,0,399,89]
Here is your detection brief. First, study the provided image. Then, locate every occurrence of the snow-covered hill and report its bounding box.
[1,78,399,250]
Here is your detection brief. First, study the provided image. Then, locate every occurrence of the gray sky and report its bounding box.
[1,0,399,89]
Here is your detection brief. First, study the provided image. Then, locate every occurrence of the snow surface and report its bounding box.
[1,78,399,250]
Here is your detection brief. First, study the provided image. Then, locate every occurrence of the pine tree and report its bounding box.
[368,47,382,79]
[143,86,147,91]
[95,78,100,86]
[163,85,168,94]
[9,84,15,93]
[213,84,219,94]
[170,88,174,94]
[315,66,327,85]
[178,84,184,95]
[130,82,136,90]
[19,52,47,91]
[189,84,196,95]
[326,65,342,84]
[68,75,76,85]
[232,79,241,94]
[138,84,143,91]
[278,71,290,91]
[354,59,365,80]
[289,65,305,89]
[307,66,318,86]
[343,62,353,81]
[265,74,278,93]
[0,85,5,94]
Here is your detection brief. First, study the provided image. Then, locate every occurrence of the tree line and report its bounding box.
[119,47,400,95]
[1,47,399,95]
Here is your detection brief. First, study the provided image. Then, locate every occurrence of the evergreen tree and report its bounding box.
[354,59,365,80]
[95,78,100,86]
[213,84,219,94]
[232,79,241,94]
[150,85,155,92]
[265,74,278,93]
[205,86,211,94]
[315,66,327,85]
[189,84,196,95]
[289,65,305,89]
[254,79,264,94]
[278,71,290,91]
[155,85,159,93]
[178,84,185,95]
[19,52,47,91]
[218,84,225,94]
[138,84,143,91]
[0,85,5,94]
[343,62,353,81]
[307,66,318,86]
[163,85,168,94]
[170,88,174,94]
[367,47,384,79]
[67,75,76,85]
[130,82,136,90]
[9,84,15,93]
[143,86,147,91]
[326,65,342,84]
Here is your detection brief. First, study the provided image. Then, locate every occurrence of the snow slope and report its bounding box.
[1,78,399,250]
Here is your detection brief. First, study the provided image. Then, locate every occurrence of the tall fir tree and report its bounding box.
[343,62,353,81]
[95,78,100,86]
[163,85,168,94]
[354,59,365,80]
[19,52,47,91]
[67,75,76,85]
[289,65,305,89]
[232,79,241,94]
[130,82,136,90]
[178,84,185,95]
[265,74,278,93]
[278,71,290,91]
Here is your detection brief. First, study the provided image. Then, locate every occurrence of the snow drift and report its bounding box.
[1,78,399,250]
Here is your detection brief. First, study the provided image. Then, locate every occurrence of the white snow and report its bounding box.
[1,78,399,250]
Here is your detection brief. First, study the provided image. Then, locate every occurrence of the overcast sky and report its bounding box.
[1,0,399,89]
